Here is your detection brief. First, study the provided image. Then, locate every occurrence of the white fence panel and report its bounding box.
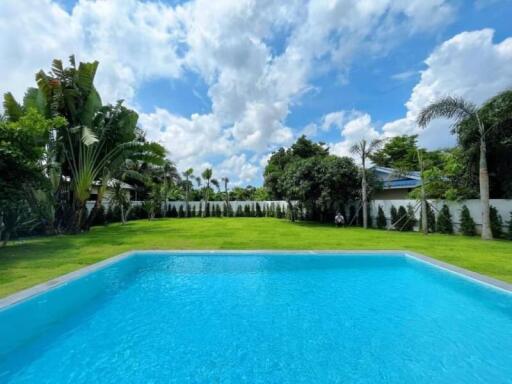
[369,199,511,233]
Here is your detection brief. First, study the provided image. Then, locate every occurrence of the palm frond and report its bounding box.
[417,96,476,128]
[81,126,99,146]
[3,92,23,122]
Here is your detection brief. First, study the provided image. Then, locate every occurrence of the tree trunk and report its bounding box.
[479,132,493,240]
[421,188,428,235]
[362,159,368,229]
[120,205,125,224]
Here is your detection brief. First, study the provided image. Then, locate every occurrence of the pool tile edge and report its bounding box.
[1,249,511,310]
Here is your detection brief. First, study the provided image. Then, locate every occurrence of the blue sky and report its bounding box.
[2,0,512,185]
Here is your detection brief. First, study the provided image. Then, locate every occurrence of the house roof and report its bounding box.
[372,166,421,190]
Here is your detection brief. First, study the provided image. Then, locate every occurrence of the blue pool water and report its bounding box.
[1,252,511,383]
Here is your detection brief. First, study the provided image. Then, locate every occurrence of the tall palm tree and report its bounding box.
[201,168,213,217]
[221,177,230,213]
[417,96,492,240]
[350,138,383,229]
[182,168,194,213]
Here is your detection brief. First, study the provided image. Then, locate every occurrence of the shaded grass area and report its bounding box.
[1,218,512,297]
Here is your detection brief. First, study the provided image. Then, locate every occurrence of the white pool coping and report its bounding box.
[1,250,511,311]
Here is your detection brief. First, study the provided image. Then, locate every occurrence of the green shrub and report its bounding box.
[178,205,185,218]
[276,205,283,219]
[91,205,106,226]
[390,206,398,229]
[459,205,476,236]
[256,203,262,217]
[437,204,453,234]
[490,206,503,238]
[419,202,435,233]
[235,205,243,217]
[268,203,275,217]
[507,212,512,240]
[198,204,203,217]
[244,204,251,217]
[169,206,178,218]
[376,206,387,229]
[215,205,222,217]
[204,203,210,217]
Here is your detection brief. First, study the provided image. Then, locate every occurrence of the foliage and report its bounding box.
[437,205,454,234]
[376,206,387,229]
[419,202,436,233]
[390,206,398,229]
[490,206,503,239]
[507,213,512,241]
[371,135,419,170]
[459,205,476,236]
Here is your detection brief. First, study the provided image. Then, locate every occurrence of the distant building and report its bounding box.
[372,167,421,200]
[89,179,136,202]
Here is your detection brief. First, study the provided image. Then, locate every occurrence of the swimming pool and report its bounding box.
[1,251,511,383]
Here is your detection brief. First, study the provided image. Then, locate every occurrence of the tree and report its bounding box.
[182,168,195,215]
[489,206,503,239]
[376,206,387,229]
[350,139,383,229]
[110,181,130,224]
[221,177,231,214]
[507,212,512,241]
[418,96,500,240]
[460,205,476,236]
[437,204,454,234]
[390,206,398,229]
[201,168,218,217]
[370,135,419,170]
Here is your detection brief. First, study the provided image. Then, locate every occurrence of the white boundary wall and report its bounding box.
[86,200,289,213]
[369,199,512,233]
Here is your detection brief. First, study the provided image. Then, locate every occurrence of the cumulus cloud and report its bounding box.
[330,112,380,159]
[383,29,512,148]
[0,0,459,184]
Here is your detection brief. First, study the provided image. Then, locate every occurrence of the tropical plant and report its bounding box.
[417,95,508,239]
[507,212,512,241]
[109,181,131,224]
[350,138,383,229]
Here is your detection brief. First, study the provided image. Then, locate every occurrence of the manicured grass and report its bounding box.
[1,217,512,297]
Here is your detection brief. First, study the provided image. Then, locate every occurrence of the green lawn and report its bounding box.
[1,217,511,297]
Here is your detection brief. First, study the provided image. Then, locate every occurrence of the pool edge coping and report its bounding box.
[1,249,511,310]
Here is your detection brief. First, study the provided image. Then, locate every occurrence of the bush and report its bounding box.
[244,204,251,217]
[490,205,503,238]
[419,202,435,233]
[276,205,283,219]
[437,204,453,234]
[256,202,262,217]
[204,203,210,217]
[91,205,106,226]
[507,212,512,240]
[268,203,275,217]
[178,205,185,218]
[191,206,196,217]
[235,205,243,217]
[169,206,178,218]
[459,205,476,236]
[395,206,407,231]
[214,204,222,217]
[390,206,398,229]
[376,206,387,229]
[198,204,203,217]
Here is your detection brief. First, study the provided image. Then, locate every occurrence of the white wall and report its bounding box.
[369,199,511,233]
[86,200,289,213]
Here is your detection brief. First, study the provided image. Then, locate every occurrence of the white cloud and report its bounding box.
[330,112,380,159]
[218,154,259,184]
[0,0,458,184]
[383,29,512,148]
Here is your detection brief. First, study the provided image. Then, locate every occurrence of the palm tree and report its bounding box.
[417,96,492,240]
[110,181,129,224]
[350,138,383,229]
[201,168,213,217]
[221,177,230,213]
[182,168,194,213]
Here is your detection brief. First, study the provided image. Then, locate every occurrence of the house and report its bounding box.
[89,179,136,202]
[371,166,421,200]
